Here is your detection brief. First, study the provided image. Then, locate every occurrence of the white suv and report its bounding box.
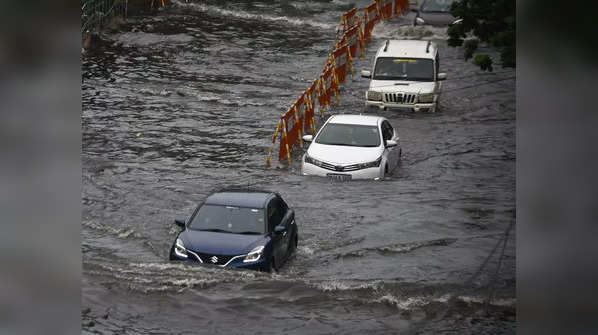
[362,40,447,113]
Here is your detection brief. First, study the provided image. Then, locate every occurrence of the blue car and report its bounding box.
[169,190,298,272]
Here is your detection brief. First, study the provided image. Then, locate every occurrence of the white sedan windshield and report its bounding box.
[315,123,380,147]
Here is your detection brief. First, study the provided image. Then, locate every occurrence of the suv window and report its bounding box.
[373,57,435,82]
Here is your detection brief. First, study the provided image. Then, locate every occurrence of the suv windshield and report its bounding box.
[373,57,434,81]
[188,205,265,234]
[421,0,455,13]
[315,123,380,147]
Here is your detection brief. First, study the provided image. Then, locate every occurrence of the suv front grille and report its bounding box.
[384,92,416,104]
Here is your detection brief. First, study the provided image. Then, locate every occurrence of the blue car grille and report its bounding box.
[189,251,238,266]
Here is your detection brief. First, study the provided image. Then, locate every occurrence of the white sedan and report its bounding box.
[301,114,401,180]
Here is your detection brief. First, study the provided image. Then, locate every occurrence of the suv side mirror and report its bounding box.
[361,70,371,79]
[437,73,447,81]
[174,219,186,228]
[302,135,313,142]
[386,140,398,148]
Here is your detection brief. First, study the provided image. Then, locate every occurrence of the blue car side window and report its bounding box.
[268,198,286,232]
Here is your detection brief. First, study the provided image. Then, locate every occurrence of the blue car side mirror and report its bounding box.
[174,219,186,228]
[274,225,287,234]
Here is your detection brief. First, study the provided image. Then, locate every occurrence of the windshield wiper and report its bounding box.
[197,228,232,233]
[237,231,262,235]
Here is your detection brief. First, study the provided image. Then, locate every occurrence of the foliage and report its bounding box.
[447,0,515,71]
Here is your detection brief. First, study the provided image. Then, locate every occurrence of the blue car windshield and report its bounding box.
[188,205,265,234]
[315,123,380,147]
[373,57,434,81]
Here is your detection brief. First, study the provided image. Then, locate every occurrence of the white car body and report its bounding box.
[301,115,401,180]
[362,40,447,113]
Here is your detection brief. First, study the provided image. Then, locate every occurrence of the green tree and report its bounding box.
[447,0,515,71]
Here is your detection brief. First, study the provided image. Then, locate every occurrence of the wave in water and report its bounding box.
[172,0,338,30]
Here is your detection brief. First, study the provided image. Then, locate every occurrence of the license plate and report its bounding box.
[326,173,352,181]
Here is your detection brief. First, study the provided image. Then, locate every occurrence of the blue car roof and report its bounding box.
[204,190,275,209]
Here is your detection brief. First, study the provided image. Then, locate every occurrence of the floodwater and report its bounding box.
[82,0,515,333]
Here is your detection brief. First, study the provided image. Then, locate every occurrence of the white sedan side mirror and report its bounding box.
[386,140,398,148]
[361,70,371,79]
[302,135,313,142]
[437,73,447,81]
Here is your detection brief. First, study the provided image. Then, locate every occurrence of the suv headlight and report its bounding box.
[244,245,264,263]
[174,238,188,259]
[418,93,435,103]
[358,156,382,169]
[367,90,382,101]
[304,153,325,167]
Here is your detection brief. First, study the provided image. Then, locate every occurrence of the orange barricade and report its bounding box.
[330,44,350,84]
[394,0,409,16]
[363,3,379,42]
[278,107,298,162]
[318,65,340,109]
[340,25,362,60]
[377,0,393,21]
[305,80,319,126]
[341,8,358,32]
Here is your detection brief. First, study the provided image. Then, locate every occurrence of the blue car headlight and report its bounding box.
[304,153,325,167]
[174,238,188,259]
[244,245,264,263]
[358,156,382,169]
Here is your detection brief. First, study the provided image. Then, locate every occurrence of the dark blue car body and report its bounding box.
[169,190,298,272]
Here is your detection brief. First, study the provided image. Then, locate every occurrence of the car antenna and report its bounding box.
[384,40,389,52]
[426,40,431,53]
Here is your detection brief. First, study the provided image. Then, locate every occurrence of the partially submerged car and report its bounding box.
[170,190,298,272]
[413,0,462,27]
[362,39,447,113]
[301,114,401,180]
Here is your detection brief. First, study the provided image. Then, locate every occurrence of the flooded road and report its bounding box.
[82,0,515,333]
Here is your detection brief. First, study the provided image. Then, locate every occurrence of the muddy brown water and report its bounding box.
[82,1,515,333]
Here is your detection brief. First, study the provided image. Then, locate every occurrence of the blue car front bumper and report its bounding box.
[171,250,270,272]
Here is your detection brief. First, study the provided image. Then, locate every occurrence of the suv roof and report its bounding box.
[376,40,437,60]
[205,190,276,209]
[328,114,382,126]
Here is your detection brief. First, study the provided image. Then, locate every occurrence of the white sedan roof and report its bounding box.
[328,114,382,126]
